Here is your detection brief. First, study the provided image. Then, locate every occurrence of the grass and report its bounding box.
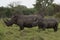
[0,19,60,40]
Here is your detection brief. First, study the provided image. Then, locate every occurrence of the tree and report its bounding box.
[8,2,36,15]
[34,0,54,15]
[7,2,28,15]
[23,8,36,15]
[46,4,60,16]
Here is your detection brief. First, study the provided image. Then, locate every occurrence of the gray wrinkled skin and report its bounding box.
[4,15,42,30]
[38,18,58,32]
[4,14,58,32]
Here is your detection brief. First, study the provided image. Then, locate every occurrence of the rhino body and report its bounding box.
[4,15,58,32]
[4,15,42,30]
[38,18,58,32]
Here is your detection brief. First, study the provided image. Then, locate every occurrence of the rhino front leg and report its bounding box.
[53,26,58,32]
[20,26,24,30]
[18,25,24,31]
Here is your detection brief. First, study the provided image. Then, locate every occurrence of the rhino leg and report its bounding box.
[38,26,41,29]
[18,25,24,31]
[20,26,24,30]
[38,25,46,31]
[53,25,58,32]
[42,26,46,31]
[41,24,46,31]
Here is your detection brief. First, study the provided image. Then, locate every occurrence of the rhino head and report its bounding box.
[3,18,14,26]
[4,15,18,26]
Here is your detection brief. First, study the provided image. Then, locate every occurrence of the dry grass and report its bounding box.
[0,19,60,40]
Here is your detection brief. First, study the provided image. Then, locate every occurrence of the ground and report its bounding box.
[0,19,60,40]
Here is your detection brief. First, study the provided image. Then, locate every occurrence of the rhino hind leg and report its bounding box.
[53,24,58,32]
[54,26,58,32]
[54,27,57,32]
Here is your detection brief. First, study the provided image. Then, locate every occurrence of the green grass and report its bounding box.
[0,19,60,40]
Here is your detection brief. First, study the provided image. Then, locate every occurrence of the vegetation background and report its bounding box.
[0,0,60,40]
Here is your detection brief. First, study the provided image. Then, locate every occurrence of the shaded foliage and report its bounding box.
[0,5,36,18]
[0,1,60,18]
[34,0,54,13]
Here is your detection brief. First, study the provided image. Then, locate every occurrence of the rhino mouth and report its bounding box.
[3,18,13,26]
